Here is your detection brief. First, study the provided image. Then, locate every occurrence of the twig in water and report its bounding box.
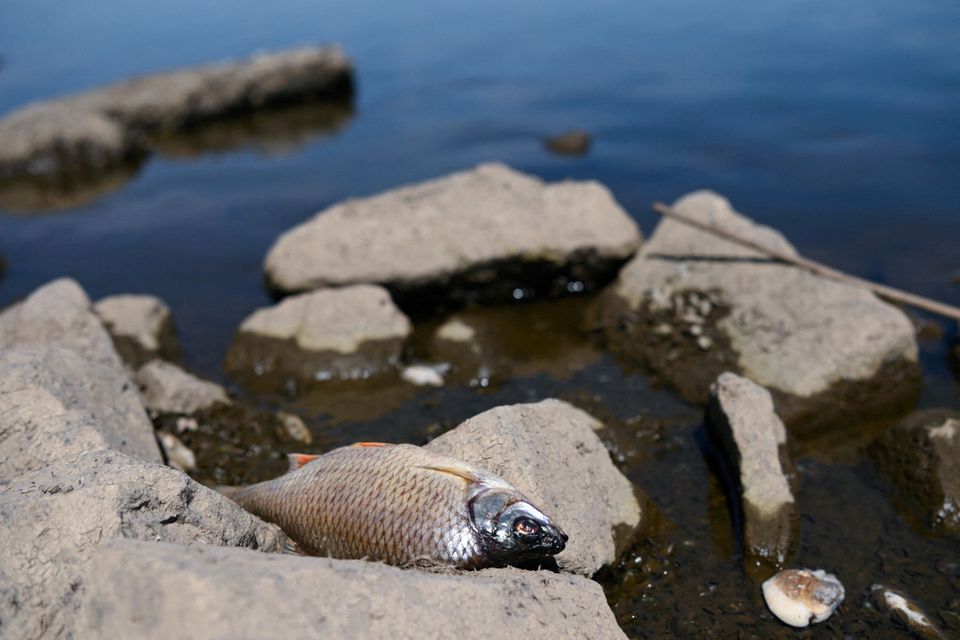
[651,202,960,322]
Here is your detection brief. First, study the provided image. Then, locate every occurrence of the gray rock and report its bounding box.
[707,373,796,568]
[596,191,920,429]
[94,293,179,366]
[225,284,411,388]
[426,399,643,576]
[0,346,161,482]
[157,431,197,472]
[0,450,285,640]
[76,539,626,640]
[136,359,230,415]
[870,409,960,535]
[0,277,125,374]
[0,46,352,181]
[264,163,640,303]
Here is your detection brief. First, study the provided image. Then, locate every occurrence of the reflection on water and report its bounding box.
[0,160,146,214]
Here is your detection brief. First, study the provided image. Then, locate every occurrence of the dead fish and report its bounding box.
[229,442,567,568]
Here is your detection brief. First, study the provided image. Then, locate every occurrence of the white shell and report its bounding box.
[762,568,845,627]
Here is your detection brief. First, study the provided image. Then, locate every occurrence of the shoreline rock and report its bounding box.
[94,294,180,367]
[0,45,353,183]
[595,190,920,432]
[136,359,231,416]
[707,373,796,569]
[426,399,645,576]
[264,163,641,307]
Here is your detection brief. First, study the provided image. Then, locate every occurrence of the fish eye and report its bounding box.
[513,517,541,537]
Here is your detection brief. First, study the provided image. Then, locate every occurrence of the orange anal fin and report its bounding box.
[287,453,320,472]
[351,442,390,448]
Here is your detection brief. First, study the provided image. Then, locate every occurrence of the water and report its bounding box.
[1,1,959,637]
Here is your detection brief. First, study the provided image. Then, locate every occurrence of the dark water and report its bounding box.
[2,1,959,637]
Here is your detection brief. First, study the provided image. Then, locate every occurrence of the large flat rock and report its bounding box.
[225,284,411,389]
[76,539,626,640]
[596,191,919,430]
[707,373,796,570]
[0,450,285,640]
[0,346,162,481]
[426,399,644,576]
[0,45,353,182]
[264,163,641,305]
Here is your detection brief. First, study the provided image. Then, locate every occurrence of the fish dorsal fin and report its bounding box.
[287,453,319,472]
[418,464,482,484]
[351,442,390,448]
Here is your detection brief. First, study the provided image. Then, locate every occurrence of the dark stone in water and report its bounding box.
[545,129,592,156]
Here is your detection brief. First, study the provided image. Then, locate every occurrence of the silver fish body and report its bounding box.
[231,443,567,568]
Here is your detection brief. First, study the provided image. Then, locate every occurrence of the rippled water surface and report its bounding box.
[1,1,958,637]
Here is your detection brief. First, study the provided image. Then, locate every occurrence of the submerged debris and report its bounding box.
[761,568,844,628]
[871,584,948,640]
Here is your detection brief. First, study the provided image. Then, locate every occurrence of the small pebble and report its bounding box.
[277,411,312,444]
[871,584,947,640]
[158,432,196,472]
[401,364,446,387]
[544,129,591,156]
[762,568,844,628]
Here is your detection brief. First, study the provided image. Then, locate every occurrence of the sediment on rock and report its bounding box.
[225,284,411,390]
[76,539,627,640]
[594,190,920,432]
[870,409,960,536]
[264,163,641,308]
[706,373,796,571]
[426,399,645,576]
[0,45,353,183]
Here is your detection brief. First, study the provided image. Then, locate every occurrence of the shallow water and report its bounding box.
[1,1,959,637]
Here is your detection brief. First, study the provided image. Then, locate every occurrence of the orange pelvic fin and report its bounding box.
[351,442,390,448]
[287,453,320,471]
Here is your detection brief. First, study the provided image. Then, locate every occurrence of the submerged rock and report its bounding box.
[545,129,592,156]
[0,450,285,640]
[264,163,640,305]
[871,584,948,640]
[157,431,197,472]
[136,359,230,415]
[762,568,844,628]
[426,399,645,576]
[94,293,179,367]
[870,409,960,535]
[225,284,411,389]
[0,46,353,182]
[595,191,920,431]
[76,539,627,640]
[706,372,796,568]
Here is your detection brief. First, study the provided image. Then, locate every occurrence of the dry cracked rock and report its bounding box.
[596,190,919,430]
[707,372,796,569]
[264,162,641,305]
[0,46,353,182]
[426,398,644,576]
[870,409,960,535]
[0,345,162,481]
[76,539,627,640]
[0,450,286,640]
[226,284,411,388]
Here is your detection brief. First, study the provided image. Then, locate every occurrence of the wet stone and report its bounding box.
[594,191,920,431]
[264,162,641,306]
[870,409,960,535]
[94,293,179,367]
[761,569,844,628]
[871,584,948,640]
[707,373,796,569]
[545,129,592,156]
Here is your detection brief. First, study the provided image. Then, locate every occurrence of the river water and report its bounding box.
[1,1,958,637]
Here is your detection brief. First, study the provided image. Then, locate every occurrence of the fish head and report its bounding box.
[468,486,568,564]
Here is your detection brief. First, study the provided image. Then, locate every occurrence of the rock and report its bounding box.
[400,364,446,387]
[135,359,230,415]
[707,373,796,567]
[0,450,286,639]
[264,163,641,305]
[157,431,197,472]
[870,409,960,535]
[595,191,920,430]
[0,277,126,374]
[545,129,592,156]
[0,345,161,481]
[76,539,627,640]
[762,569,844,628]
[277,411,313,444]
[94,293,179,366]
[225,284,411,388]
[426,399,644,576]
[0,46,353,182]
[871,584,948,640]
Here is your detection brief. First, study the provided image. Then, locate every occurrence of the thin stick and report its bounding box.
[652,201,960,322]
